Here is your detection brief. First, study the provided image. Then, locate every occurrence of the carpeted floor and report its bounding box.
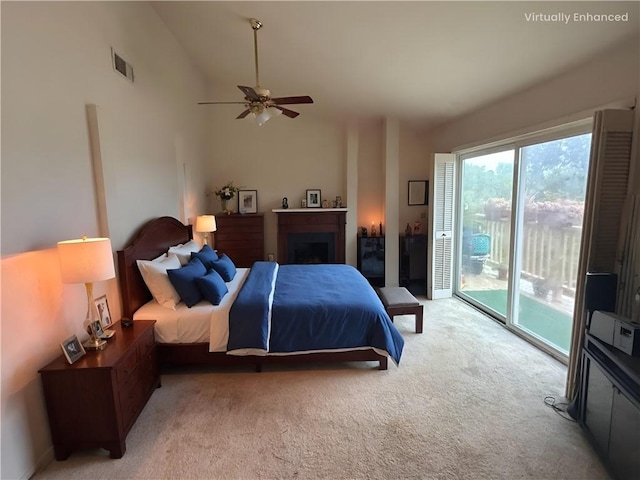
[33,297,609,480]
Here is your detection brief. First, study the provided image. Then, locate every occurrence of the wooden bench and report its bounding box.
[377,287,423,333]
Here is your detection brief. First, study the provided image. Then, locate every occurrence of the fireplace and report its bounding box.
[275,210,346,264]
[287,232,336,264]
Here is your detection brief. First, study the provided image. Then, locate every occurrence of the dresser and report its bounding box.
[214,213,265,267]
[39,320,159,459]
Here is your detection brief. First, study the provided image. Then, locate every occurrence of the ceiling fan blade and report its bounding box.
[198,101,247,105]
[275,106,300,118]
[236,109,251,119]
[272,96,314,105]
[238,85,260,101]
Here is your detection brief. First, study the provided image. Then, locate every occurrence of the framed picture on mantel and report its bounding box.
[306,189,321,208]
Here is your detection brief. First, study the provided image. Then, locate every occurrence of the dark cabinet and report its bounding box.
[357,236,385,286]
[400,234,427,295]
[214,213,264,267]
[580,334,640,479]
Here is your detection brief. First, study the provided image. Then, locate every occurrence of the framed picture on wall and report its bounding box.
[306,189,321,208]
[238,190,258,214]
[408,180,428,206]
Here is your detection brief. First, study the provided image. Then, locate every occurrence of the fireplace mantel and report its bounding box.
[274,210,347,264]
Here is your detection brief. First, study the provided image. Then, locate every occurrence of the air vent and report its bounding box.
[111,48,134,83]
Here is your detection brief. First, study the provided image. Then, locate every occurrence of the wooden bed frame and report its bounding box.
[117,216,388,371]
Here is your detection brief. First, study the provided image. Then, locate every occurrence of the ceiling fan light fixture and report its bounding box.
[267,106,282,117]
[255,107,271,126]
[198,18,313,123]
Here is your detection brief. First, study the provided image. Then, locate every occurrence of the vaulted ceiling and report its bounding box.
[152,1,639,129]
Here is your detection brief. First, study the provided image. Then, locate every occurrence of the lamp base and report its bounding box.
[83,336,107,351]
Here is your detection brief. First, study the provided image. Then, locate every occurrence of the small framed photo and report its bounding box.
[95,295,113,330]
[60,335,86,364]
[238,190,258,214]
[301,198,307,208]
[90,320,104,338]
[306,189,321,208]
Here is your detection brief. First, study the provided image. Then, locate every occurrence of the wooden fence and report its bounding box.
[482,220,582,292]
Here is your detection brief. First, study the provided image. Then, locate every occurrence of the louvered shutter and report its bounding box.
[430,153,456,299]
[566,109,634,399]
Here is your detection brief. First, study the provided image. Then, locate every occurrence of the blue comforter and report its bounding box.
[228,262,404,365]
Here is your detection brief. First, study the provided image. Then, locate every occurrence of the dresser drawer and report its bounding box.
[116,349,138,387]
[137,327,155,361]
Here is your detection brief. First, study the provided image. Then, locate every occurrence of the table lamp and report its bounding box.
[57,236,115,350]
[195,215,217,245]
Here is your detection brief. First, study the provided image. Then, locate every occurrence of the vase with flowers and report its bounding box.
[214,181,241,214]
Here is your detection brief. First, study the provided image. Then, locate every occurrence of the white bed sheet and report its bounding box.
[133,267,249,352]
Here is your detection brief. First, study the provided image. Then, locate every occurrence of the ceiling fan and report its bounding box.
[198,18,313,125]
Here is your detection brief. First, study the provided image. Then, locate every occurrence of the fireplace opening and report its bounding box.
[287,232,335,264]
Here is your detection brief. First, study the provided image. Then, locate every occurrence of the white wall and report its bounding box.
[1,2,209,479]
[428,36,639,154]
[206,106,345,261]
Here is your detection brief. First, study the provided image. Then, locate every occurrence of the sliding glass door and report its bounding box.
[459,150,514,319]
[457,128,591,358]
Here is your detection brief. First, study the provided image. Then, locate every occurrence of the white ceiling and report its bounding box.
[152,1,639,129]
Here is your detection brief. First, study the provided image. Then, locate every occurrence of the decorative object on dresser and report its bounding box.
[213,213,265,267]
[195,215,217,245]
[95,294,113,331]
[306,189,321,208]
[60,335,85,364]
[39,320,160,460]
[57,236,116,351]
[238,190,258,214]
[408,180,428,206]
[214,181,241,214]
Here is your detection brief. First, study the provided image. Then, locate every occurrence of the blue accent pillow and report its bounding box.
[196,269,229,305]
[191,244,219,270]
[211,253,236,282]
[167,257,207,307]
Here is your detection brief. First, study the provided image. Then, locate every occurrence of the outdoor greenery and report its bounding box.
[463,133,592,227]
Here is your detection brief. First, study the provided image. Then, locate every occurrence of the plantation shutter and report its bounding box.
[430,153,456,299]
[566,109,635,400]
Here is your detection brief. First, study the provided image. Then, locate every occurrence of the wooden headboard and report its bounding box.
[117,216,193,319]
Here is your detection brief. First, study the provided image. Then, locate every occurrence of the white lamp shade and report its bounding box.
[57,237,115,284]
[195,215,217,233]
[255,108,271,126]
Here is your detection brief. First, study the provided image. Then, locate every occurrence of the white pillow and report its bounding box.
[136,254,182,309]
[167,239,201,266]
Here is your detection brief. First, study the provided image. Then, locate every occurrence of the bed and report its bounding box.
[117,216,404,370]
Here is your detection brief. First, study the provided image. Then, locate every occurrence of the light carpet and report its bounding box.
[33,297,609,480]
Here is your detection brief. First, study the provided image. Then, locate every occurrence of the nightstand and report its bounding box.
[39,320,159,459]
